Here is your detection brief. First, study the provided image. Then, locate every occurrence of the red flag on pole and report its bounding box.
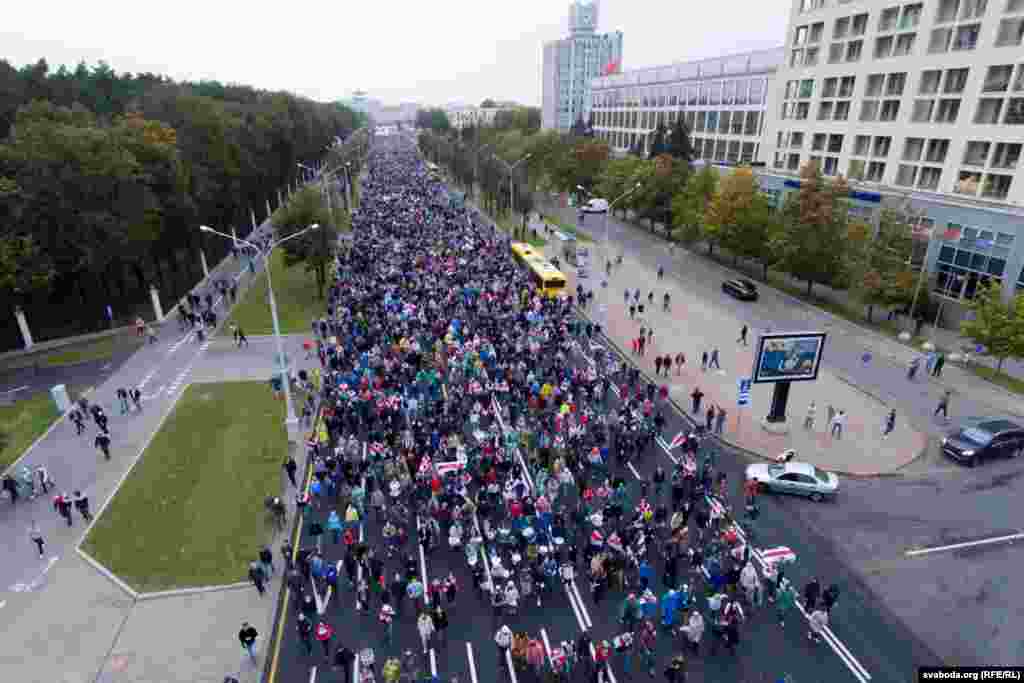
[602,60,620,76]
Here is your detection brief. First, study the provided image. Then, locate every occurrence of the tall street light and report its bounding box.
[495,153,532,225]
[597,183,642,332]
[200,222,319,442]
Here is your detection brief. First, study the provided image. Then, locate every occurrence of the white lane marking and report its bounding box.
[562,581,588,631]
[626,462,642,481]
[466,642,479,683]
[352,651,359,683]
[417,515,431,606]
[905,532,1024,557]
[322,560,341,613]
[429,649,437,677]
[311,575,325,614]
[308,664,317,683]
[504,649,519,683]
[138,370,157,389]
[492,396,533,493]
[0,600,6,609]
[1,385,29,394]
[570,580,594,629]
[540,628,555,670]
[8,555,59,593]
[141,385,164,401]
[703,491,871,682]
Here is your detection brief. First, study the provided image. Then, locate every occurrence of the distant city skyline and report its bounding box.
[2,0,788,107]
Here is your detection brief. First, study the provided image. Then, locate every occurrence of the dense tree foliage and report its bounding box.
[0,58,362,348]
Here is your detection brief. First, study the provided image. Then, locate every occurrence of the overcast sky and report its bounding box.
[3,0,789,108]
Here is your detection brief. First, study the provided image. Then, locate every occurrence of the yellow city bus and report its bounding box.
[510,241,538,265]
[524,256,567,298]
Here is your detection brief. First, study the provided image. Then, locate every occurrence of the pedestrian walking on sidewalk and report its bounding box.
[72,490,93,521]
[95,431,111,460]
[738,324,748,346]
[129,388,142,412]
[932,352,945,377]
[657,266,664,280]
[259,546,274,577]
[283,456,298,488]
[249,561,267,596]
[231,324,239,344]
[29,521,45,558]
[935,390,951,421]
[715,405,727,435]
[70,408,85,435]
[701,350,709,371]
[116,388,130,415]
[709,348,721,370]
[882,409,896,437]
[638,335,646,357]
[296,614,313,655]
[238,622,258,662]
[629,303,636,320]
[705,405,715,432]
[54,492,73,527]
[655,357,663,376]
[675,352,685,375]
[829,410,846,439]
[237,326,249,348]
[315,621,334,660]
[690,388,704,415]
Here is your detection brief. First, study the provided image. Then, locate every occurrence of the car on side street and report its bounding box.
[745,461,839,502]
[941,417,1024,467]
[580,198,609,213]
[722,278,759,301]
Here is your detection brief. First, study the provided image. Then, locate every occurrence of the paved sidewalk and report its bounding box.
[546,201,1024,415]
[538,231,927,475]
[0,219,295,683]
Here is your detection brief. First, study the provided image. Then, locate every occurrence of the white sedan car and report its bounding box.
[745,461,839,502]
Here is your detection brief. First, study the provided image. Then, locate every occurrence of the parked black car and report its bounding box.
[942,417,1024,467]
[722,278,759,301]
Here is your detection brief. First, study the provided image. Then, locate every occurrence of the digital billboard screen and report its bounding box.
[752,331,827,384]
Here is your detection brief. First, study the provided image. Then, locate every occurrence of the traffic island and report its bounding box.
[81,381,287,592]
[0,389,63,471]
[223,249,324,336]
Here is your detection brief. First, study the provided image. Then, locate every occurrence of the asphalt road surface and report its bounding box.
[274,335,938,683]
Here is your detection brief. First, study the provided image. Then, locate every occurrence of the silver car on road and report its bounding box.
[745,461,839,502]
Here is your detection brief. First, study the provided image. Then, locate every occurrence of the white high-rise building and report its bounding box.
[760,0,1024,313]
[590,48,783,160]
[542,1,624,132]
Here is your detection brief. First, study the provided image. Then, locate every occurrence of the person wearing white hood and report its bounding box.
[417,610,435,653]
[504,581,520,615]
[679,610,705,655]
[495,624,513,669]
[740,561,760,607]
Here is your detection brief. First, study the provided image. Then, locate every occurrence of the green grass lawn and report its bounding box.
[224,250,323,336]
[82,381,287,591]
[0,391,61,471]
[968,365,1024,396]
[542,213,592,242]
[0,334,143,372]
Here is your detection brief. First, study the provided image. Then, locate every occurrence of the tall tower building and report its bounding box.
[542,1,623,132]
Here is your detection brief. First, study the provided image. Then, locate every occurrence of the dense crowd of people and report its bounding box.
[281,137,836,683]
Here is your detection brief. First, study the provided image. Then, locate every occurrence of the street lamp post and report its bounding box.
[596,183,642,331]
[200,223,319,442]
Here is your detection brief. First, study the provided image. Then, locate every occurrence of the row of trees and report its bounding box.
[419,117,928,323]
[0,58,363,348]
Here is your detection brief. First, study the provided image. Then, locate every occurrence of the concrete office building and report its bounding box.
[759,0,1024,316]
[542,1,624,132]
[589,48,784,162]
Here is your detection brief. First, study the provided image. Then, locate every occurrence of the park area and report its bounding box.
[82,381,287,592]
[0,391,61,471]
[224,249,323,336]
